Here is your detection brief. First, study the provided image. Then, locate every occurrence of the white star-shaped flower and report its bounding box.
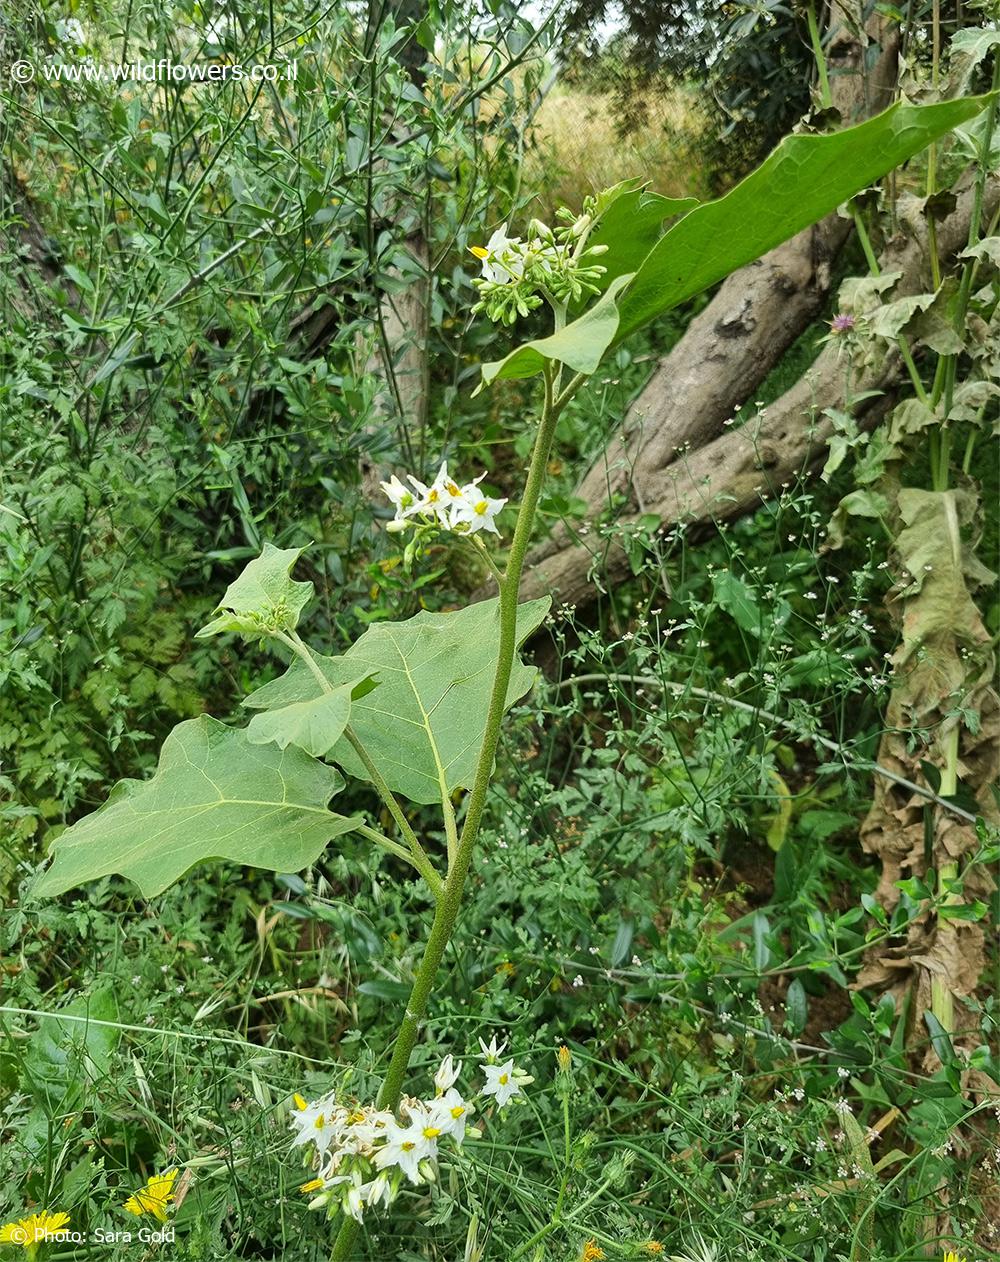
[468,226,525,284]
[453,489,507,535]
[429,1088,472,1143]
[380,473,419,519]
[481,1058,521,1108]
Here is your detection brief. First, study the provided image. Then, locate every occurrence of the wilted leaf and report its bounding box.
[887,398,940,444]
[949,26,1000,93]
[949,379,1000,423]
[839,271,903,315]
[959,235,1000,267]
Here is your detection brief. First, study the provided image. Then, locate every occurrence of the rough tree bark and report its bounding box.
[517,175,998,609]
[514,3,905,607]
[1,168,80,323]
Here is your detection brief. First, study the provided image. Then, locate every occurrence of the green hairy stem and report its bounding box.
[330,366,577,1261]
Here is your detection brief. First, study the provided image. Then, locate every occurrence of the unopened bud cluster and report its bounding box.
[468,214,608,326]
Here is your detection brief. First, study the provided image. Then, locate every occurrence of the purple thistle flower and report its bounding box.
[830,312,856,334]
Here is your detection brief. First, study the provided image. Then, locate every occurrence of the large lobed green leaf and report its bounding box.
[245,597,550,804]
[35,717,360,898]
[615,93,995,343]
[481,94,995,385]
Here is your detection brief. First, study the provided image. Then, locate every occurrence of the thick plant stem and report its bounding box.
[329,369,570,1262]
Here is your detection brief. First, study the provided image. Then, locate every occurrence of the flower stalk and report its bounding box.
[330,364,578,1261]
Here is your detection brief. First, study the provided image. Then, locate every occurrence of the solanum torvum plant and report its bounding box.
[33,91,994,1256]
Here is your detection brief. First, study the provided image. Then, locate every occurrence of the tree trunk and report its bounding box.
[515,3,902,607]
[358,236,431,500]
[517,174,996,609]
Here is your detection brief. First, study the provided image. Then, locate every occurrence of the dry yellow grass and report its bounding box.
[526,84,711,219]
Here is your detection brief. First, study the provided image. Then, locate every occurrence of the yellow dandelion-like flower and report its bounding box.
[0,1211,70,1248]
[943,1252,967,1262]
[580,1241,605,1262]
[123,1169,178,1222]
[642,1244,665,1256]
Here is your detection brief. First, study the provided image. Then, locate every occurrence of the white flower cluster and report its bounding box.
[381,461,507,537]
[290,1040,530,1223]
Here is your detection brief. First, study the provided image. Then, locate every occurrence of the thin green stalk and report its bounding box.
[343,727,441,895]
[273,628,333,694]
[931,724,961,1033]
[330,366,577,1262]
[508,1176,614,1261]
[930,60,999,488]
[440,777,459,870]
[553,1090,572,1218]
[926,0,942,289]
[806,1,833,110]
[468,532,506,587]
[850,202,931,408]
[354,822,426,873]
[850,202,880,275]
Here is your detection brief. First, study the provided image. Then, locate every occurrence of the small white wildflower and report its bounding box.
[373,1114,432,1184]
[57,16,86,43]
[380,473,418,518]
[468,226,525,284]
[477,1034,508,1063]
[289,1095,345,1157]
[429,1088,472,1144]
[452,489,507,536]
[433,1055,461,1095]
[481,1058,521,1108]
